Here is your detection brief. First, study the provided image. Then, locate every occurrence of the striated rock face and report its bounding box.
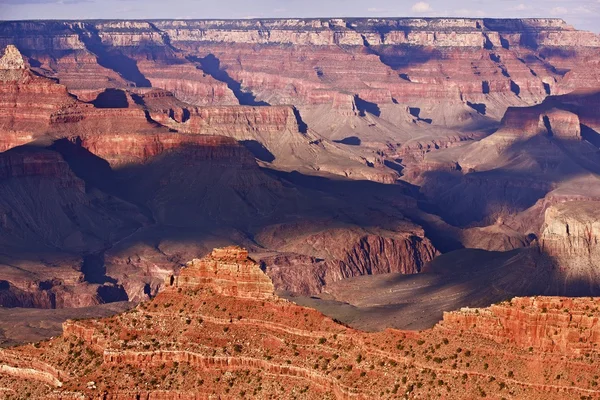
[1,18,598,121]
[76,132,250,166]
[0,146,82,187]
[497,103,582,139]
[151,103,300,137]
[165,246,275,299]
[262,228,438,295]
[440,297,600,355]
[2,253,600,399]
[0,45,77,149]
[540,201,600,287]
[542,202,600,257]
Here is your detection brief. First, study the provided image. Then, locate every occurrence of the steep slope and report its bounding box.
[411,91,600,229]
[0,143,146,309]
[0,45,78,151]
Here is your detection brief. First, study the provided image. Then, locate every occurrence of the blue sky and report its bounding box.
[1,0,599,32]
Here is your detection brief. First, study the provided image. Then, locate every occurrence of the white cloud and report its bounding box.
[411,2,431,13]
[511,4,531,11]
[454,8,486,17]
[550,6,568,16]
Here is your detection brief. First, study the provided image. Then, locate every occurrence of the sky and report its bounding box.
[1,0,599,33]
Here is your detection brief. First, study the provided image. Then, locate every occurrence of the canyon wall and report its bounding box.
[1,18,597,120]
[263,229,438,294]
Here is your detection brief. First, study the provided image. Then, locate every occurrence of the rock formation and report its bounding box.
[440,296,600,355]
[1,248,600,399]
[0,44,25,70]
[260,226,438,294]
[166,247,275,299]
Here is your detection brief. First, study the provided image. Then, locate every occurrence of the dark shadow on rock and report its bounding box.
[581,124,600,148]
[97,285,129,303]
[48,138,115,193]
[482,81,490,94]
[190,54,269,106]
[538,47,578,60]
[370,45,438,71]
[241,140,275,162]
[543,82,551,95]
[354,95,381,117]
[384,160,404,175]
[292,107,308,134]
[418,131,600,227]
[72,24,151,87]
[409,107,433,123]
[92,88,129,108]
[510,80,521,97]
[334,136,361,146]
[81,253,116,285]
[467,102,487,115]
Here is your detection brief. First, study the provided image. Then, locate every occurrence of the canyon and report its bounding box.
[0,17,600,397]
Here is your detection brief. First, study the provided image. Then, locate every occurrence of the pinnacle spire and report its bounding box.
[0,45,26,70]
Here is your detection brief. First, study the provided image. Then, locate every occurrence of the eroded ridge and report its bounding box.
[165,246,276,299]
[1,249,600,399]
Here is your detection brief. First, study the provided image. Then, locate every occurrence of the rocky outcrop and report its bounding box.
[439,297,600,355]
[75,132,251,166]
[0,45,77,148]
[497,103,582,139]
[0,350,63,387]
[0,146,83,189]
[165,246,275,299]
[258,224,438,295]
[0,45,25,70]
[150,104,300,137]
[137,60,239,106]
[541,201,600,258]
[539,201,600,290]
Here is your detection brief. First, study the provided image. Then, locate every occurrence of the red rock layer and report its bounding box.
[137,59,238,106]
[150,104,300,136]
[0,146,80,187]
[75,132,249,167]
[165,246,275,299]
[2,19,598,124]
[439,297,600,355]
[1,249,600,399]
[0,67,76,151]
